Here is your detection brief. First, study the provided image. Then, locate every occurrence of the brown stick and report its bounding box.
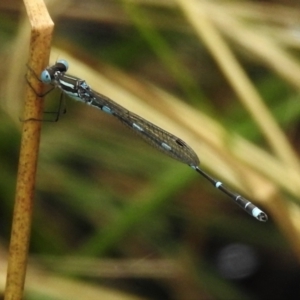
[4,1,54,299]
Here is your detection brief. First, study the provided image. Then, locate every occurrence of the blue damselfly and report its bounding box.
[39,59,268,222]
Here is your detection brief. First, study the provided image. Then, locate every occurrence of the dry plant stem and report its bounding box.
[4,1,53,299]
[176,0,300,172]
[206,2,300,90]
[269,195,300,260]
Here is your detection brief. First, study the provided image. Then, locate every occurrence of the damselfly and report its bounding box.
[39,59,268,222]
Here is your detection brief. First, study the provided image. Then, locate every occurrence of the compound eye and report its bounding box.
[40,70,52,83]
[56,59,69,72]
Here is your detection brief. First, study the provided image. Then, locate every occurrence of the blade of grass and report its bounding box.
[175,0,300,172]
[77,164,196,256]
[121,0,208,109]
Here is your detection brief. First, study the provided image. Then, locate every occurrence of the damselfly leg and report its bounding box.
[23,63,66,122]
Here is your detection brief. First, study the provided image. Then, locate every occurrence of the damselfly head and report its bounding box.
[40,59,69,84]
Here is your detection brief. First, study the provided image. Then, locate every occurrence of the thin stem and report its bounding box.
[4,0,54,299]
